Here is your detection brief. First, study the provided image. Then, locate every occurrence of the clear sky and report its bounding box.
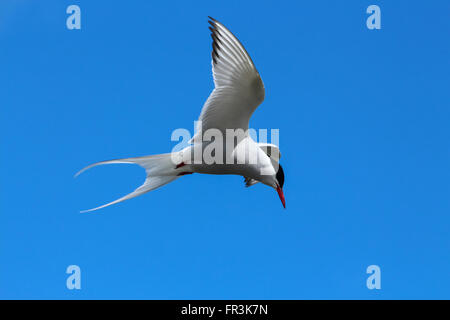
[0,0,449,299]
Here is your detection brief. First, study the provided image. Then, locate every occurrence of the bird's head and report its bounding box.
[262,163,285,209]
[275,164,285,208]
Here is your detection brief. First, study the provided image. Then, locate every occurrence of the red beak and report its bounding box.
[276,186,286,209]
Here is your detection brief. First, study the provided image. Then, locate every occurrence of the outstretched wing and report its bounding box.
[192,17,265,141]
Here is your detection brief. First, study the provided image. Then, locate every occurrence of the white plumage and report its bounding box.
[76,17,285,212]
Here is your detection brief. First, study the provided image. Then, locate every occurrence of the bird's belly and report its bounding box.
[182,139,269,178]
[190,163,256,176]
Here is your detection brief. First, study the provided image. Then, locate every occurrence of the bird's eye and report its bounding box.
[276,164,284,189]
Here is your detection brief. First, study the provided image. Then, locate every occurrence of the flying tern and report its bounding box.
[76,17,285,212]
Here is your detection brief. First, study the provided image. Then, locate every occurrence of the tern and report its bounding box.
[76,17,285,212]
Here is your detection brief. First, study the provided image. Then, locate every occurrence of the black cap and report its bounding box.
[276,164,285,189]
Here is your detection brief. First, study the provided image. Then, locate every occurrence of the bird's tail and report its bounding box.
[75,152,185,213]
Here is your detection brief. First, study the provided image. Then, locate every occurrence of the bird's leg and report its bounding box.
[177,171,193,176]
[175,161,192,175]
[175,162,186,169]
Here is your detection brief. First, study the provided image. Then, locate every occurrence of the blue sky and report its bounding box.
[0,0,449,299]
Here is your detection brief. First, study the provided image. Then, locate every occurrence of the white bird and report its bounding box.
[76,17,285,212]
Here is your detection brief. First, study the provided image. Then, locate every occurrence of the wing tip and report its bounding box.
[208,17,223,29]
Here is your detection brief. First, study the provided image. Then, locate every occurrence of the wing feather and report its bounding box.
[193,17,265,141]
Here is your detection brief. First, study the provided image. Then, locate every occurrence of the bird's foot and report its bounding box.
[175,162,186,169]
[177,171,193,176]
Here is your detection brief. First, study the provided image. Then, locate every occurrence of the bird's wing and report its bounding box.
[258,143,281,162]
[192,17,265,142]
